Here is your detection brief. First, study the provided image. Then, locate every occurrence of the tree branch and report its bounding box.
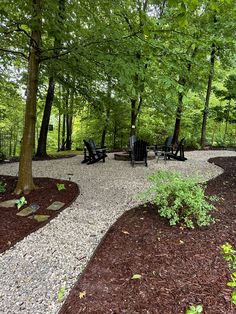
[0,48,28,59]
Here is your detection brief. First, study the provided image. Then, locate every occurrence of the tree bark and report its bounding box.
[36,76,55,156]
[15,0,42,194]
[200,43,216,148]
[172,92,184,145]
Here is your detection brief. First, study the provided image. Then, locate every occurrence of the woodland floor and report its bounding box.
[0,156,236,313]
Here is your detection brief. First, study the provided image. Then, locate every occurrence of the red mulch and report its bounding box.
[0,175,79,254]
[59,156,236,314]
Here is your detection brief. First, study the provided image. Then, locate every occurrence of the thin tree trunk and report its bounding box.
[223,100,231,143]
[36,76,55,156]
[200,43,216,148]
[36,0,65,156]
[172,92,184,145]
[15,0,42,194]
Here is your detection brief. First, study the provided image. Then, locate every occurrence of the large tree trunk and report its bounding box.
[15,0,42,194]
[200,43,216,148]
[36,76,55,156]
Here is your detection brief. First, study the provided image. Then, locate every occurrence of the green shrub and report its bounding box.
[221,242,236,306]
[141,170,215,228]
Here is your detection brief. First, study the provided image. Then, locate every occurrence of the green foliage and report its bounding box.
[186,304,203,314]
[15,196,27,209]
[56,183,66,191]
[0,180,6,193]
[140,171,215,228]
[221,242,236,306]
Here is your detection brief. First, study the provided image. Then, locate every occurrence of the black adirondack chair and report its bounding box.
[82,140,107,164]
[163,136,174,153]
[166,138,187,161]
[130,139,148,167]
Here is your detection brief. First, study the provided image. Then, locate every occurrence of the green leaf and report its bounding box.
[232,291,236,305]
[131,274,142,280]
[15,196,27,210]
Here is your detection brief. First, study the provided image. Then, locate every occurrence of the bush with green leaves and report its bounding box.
[141,170,215,228]
[221,242,236,306]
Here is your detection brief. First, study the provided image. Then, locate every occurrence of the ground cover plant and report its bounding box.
[59,156,236,313]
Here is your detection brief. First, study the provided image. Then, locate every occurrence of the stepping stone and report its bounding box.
[47,201,65,211]
[0,199,18,208]
[16,203,40,217]
[30,215,50,222]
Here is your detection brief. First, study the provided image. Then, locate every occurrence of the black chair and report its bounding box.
[166,138,187,161]
[82,140,107,164]
[130,139,148,167]
[163,136,174,153]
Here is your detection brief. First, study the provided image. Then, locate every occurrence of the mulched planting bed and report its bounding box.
[0,175,79,254]
[60,157,236,314]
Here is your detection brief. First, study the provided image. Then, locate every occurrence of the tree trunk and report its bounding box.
[60,89,68,151]
[223,100,231,143]
[36,0,65,156]
[15,0,42,194]
[172,92,184,145]
[36,76,55,156]
[200,43,216,148]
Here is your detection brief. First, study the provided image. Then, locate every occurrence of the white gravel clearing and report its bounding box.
[0,150,235,314]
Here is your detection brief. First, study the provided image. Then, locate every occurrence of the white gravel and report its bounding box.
[0,150,235,314]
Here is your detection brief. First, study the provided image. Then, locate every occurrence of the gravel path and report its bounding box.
[0,150,236,314]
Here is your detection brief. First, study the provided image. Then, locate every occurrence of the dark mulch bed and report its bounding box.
[60,157,236,314]
[0,175,79,254]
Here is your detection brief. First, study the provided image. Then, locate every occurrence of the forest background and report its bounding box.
[0,0,235,192]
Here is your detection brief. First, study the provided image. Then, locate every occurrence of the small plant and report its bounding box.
[15,196,27,210]
[57,286,66,302]
[0,180,6,193]
[140,170,215,228]
[186,304,203,314]
[56,183,66,191]
[221,242,236,306]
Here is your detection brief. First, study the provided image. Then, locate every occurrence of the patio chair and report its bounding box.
[130,139,148,167]
[82,140,107,164]
[155,136,173,163]
[166,138,187,161]
[163,136,174,153]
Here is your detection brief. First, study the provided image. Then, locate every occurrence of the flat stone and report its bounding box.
[28,203,40,211]
[47,201,65,211]
[0,199,18,208]
[16,207,36,217]
[30,215,50,222]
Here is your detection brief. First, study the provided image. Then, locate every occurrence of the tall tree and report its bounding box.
[15,0,42,193]
[36,0,65,157]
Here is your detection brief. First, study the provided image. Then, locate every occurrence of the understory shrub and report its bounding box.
[141,170,215,228]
